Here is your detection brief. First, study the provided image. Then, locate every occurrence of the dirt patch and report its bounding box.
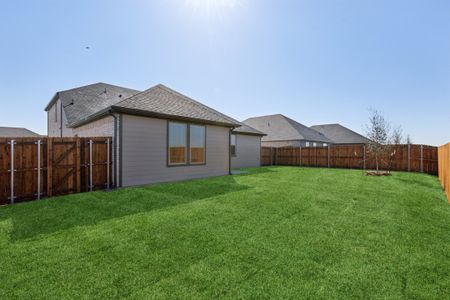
[366,171,392,176]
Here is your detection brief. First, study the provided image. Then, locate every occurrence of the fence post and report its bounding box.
[299,146,302,166]
[408,144,411,172]
[327,145,330,168]
[420,145,424,173]
[89,139,93,192]
[9,139,15,204]
[36,140,41,200]
[106,138,110,190]
[47,138,53,197]
[363,145,366,170]
[275,148,278,165]
[270,148,273,166]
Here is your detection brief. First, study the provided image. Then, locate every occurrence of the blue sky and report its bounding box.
[1,0,449,145]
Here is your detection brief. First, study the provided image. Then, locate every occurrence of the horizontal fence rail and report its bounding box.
[438,143,450,202]
[0,137,113,205]
[261,144,438,175]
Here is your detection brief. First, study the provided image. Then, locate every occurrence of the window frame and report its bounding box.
[230,134,237,157]
[167,121,207,167]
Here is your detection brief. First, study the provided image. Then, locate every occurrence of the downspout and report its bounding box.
[229,127,234,175]
[112,112,118,187]
[60,99,63,137]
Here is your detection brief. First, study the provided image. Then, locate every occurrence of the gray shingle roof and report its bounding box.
[46,83,240,128]
[243,114,332,143]
[112,84,241,127]
[310,124,370,144]
[232,123,266,136]
[0,127,41,137]
[45,82,140,126]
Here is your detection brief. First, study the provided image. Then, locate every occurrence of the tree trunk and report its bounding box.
[375,155,379,173]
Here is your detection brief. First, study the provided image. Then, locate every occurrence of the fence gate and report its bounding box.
[47,138,80,197]
[0,137,112,205]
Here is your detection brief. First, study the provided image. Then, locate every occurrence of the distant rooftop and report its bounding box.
[243,114,332,143]
[310,123,370,144]
[0,127,41,137]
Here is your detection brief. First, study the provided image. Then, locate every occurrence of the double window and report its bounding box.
[168,122,206,166]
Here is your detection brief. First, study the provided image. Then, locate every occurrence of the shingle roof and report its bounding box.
[232,123,266,136]
[45,83,240,128]
[45,82,140,126]
[310,124,370,144]
[111,84,241,127]
[0,127,41,137]
[243,114,332,143]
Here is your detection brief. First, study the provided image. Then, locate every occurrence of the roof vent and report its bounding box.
[268,122,270,127]
[118,94,122,98]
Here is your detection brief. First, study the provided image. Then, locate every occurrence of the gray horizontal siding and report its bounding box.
[121,115,230,186]
[231,134,261,169]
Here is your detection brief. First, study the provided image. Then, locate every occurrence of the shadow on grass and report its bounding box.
[0,175,250,242]
[230,166,278,176]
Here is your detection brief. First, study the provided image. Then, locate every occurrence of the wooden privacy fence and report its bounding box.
[438,143,450,202]
[0,137,113,205]
[261,144,438,175]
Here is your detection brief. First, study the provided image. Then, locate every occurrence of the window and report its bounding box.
[168,122,206,166]
[313,142,317,147]
[323,143,328,147]
[190,125,206,164]
[230,134,237,156]
[305,142,310,147]
[168,122,187,165]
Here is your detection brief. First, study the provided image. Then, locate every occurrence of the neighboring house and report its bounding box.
[231,124,266,169]
[45,83,242,187]
[0,127,41,137]
[310,124,370,145]
[243,114,332,147]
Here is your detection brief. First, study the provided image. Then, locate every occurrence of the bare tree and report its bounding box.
[391,126,404,145]
[406,134,413,144]
[365,109,390,173]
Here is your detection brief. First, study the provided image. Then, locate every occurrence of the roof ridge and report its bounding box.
[156,84,240,124]
[59,82,139,94]
[0,126,27,129]
[111,84,160,107]
[311,123,340,127]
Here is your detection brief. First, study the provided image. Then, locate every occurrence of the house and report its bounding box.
[45,82,243,187]
[0,126,41,137]
[243,114,332,147]
[231,124,266,169]
[310,123,370,144]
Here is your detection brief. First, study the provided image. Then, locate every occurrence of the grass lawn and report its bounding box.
[1,167,450,299]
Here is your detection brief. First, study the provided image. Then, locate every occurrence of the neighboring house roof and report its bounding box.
[310,124,370,144]
[44,82,140,126]
[0,127,41,137]
[232,123,266,136]
[111,84,241,127]
[243,114,332,143]
[45,83,241,128]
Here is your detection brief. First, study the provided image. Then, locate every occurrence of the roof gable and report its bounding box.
[111,84,240,127]
[310,124,370,144]
[44,82,140,126]
[243,114,332,143]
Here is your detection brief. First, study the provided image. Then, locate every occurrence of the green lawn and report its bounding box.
[1,167,450,299]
